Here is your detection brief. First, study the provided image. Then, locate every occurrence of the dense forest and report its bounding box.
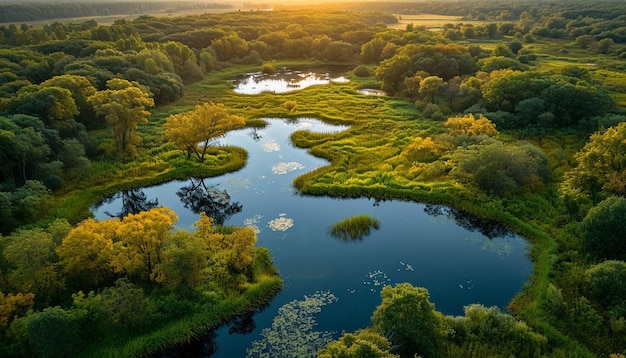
[0,1,232,23]
[1,0,626,357]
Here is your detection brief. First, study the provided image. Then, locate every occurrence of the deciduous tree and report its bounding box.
[88,79,154,155]
[371,283,444,357]
[3,228,60,300]
[113,207,177,281]
[319,329,399,358]
[57,218,119,289]
[581,196,626,261]
[40,74,97,128]
[445,114,498,137]
[164,102,245,162]
[565,122,626,197]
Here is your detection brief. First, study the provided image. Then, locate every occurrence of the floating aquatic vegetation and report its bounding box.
[226,178,252,189]
[246,291,338,357]
[363,270,392,293]
[268,213,294,231]
[244,215,263,234]
[465,236,513,256]
[399,261,414,271]
[458,279,475,290]
[271,161,304,175]
[328,214,380,241]
[262,140,281,152]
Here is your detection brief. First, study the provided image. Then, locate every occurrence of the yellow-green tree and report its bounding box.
[153,230,209,291]
[319,329,399,358]
[3,228,61,300]
[164,102,245,162]
[88,79,154,155]
[57,218,119,288]
[222,227,257,272]
[0,291,35,331]
[192,212,257,287]
[565,122,626,197]
[113,207,177,281]
[40,74,97,128]
[445,114,498,137]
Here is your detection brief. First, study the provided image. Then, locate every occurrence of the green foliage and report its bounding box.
[328,214,380,241]
[372,283,444,357]
[451,142,550,196]
[445,304,547,356]
[565,122,626,198]
[1,4,626,357]
[353,65,372,77]
[319,329,399,358]
[25,306,81,358]
[586,260,626,310]
[482,70,614,129]
[581,196,626,261]
[88,79,154,155]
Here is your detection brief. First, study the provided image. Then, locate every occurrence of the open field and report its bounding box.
[388,13,465,30]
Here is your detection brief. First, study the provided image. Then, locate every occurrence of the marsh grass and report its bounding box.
[328,214,380,241]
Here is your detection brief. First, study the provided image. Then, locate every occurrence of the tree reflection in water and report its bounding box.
[248,127,262,141]
[228,312,256,335]
[97,188,159,219]
[423,204,514,239]
[176,177,242,225]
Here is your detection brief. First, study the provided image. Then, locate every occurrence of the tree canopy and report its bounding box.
[164,102,245,162]
[88,78,154,155]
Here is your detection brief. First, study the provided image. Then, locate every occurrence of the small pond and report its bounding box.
[232,66,351,94]
[93,118,532,357]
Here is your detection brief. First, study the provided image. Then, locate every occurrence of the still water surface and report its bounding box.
[93,118,532,357]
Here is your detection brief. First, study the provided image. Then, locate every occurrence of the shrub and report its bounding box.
[353,65,371,77]
[581,196,626,261]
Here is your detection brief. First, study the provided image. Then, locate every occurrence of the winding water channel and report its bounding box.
[93,117,532,357]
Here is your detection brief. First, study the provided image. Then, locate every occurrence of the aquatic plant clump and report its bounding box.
[271,161,305,175]
[246,291,338,357]
[268,213,294,231]
[262,140,280,152]
[328,214,380,241]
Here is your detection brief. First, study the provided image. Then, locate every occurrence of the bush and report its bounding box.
[451,142,550,196]
[261,62,276,74]
[586,260,626,309]
[353,65,371,77]
[582,196,626,261]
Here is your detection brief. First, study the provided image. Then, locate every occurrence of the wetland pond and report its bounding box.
[93,118,533,357]
[232,66,351,94]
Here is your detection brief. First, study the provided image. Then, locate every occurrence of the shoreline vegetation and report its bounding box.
[1,1,625,356]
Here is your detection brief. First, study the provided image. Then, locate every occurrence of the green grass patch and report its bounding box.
[328,214,380,241]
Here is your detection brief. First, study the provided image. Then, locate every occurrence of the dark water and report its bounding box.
[93,118,532,357]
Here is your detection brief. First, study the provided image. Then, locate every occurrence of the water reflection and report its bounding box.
[95,188,159,219]
[233,67,351,95]
[423,204,514,239]
[176,178,242,225]
[248,127,262,141]
[227,313,256,335]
